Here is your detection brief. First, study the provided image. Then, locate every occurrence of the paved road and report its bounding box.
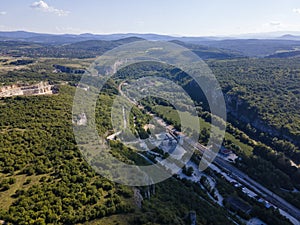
[214,157,300,223]
[119,80,300,224]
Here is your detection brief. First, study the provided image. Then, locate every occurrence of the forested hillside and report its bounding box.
[0,37,299,224]
[208,58,300,153]
[0,69,237,224]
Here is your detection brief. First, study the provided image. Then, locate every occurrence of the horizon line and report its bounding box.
[1,29,300,38]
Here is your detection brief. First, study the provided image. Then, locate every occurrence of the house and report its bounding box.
[226,196,252,214]
[219,148,232,156]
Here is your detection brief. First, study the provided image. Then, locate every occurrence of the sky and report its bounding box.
[1,0,300,36]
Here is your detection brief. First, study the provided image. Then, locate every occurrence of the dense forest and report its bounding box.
[0,37,300,224]
[0,84,238,224]
[208,58,300,158]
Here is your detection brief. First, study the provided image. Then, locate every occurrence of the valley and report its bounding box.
[0,31,299,225]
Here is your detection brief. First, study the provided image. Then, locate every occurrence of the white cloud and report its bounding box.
[55,26,85,34]
[0,11,7,15]
[269,21,281,26]
[293,8,300,14]
[30,1,69,16]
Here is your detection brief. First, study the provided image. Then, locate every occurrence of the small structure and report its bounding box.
[226,196,252,214]
[219,148,232,156]
[188,211,197,225]
[242,187,257,199]
[247,217,267,225]
[219,147,238,163]
[258,198,273,209]
[231,180,242,188]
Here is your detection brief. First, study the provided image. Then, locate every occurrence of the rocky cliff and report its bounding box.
[225,93,299,145]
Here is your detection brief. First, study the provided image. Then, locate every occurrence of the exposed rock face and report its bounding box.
[133,188,143,209]
[53,64,85,74]
[143,184,155,199]
[186,77,298,144]
[0,82,54,98]
[9,59,34,66]
[76,113,87,126]
[225,94,299,145]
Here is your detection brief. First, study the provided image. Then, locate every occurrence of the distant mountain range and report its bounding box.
[2,30,300,43]
[2,30,300,58]
[0,31,220,43]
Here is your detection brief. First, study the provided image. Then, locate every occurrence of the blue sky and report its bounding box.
[1,0,300,36]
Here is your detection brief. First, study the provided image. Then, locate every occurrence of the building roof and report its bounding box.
[226,196,252,214]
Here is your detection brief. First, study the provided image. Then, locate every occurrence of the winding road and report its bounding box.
[118,80,300,224]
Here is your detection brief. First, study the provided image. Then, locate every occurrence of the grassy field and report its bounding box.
[0,173,46,211]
